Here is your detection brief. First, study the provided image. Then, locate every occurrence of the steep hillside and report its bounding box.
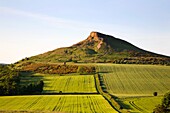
[16,32,170,66]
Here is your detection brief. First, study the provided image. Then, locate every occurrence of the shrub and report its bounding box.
[153,92,158,96]
[77,66,86,74]
[77,66,96,75]
[153,104,166,113]
[162,92,170,108]
[153,92,170,113]
[59,91,62,94]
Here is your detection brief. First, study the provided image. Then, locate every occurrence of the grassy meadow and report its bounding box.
[0,95,118,113]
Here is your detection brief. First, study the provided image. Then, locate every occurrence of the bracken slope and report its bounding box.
[16,32,170,65]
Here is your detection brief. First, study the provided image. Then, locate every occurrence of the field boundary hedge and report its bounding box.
[94,74,129,113]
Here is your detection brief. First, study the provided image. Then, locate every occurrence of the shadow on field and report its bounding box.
[42,92,99,95]
[42,90,56,93]
[118,101,132,110]
[43,84,53,89]
[111,95,132,110]
[98,71,112,74]
[43,78,51,81]
[20,71,45,84]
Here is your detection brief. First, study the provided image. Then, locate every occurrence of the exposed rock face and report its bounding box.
[87,32,104,49]
[71,31,169,56]
[97,40,103,49]
[87,32,104,41]
[90,32,98,38]
[73,32,103,49]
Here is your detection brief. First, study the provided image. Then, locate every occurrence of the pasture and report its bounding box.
[97,64,170,97]
[0,95,118,113]
[20,73,97,93]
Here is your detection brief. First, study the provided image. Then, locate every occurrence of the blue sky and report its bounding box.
[0,0,170,63]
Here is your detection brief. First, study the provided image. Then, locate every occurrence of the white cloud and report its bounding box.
[0,6,98,31]
[0,7,64,23]
[0,6,132,35]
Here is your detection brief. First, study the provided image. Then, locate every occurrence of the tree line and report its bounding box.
[112,57,170,65]
[0,65,44,95]
[20,62,96,74]
[153,92,170,113]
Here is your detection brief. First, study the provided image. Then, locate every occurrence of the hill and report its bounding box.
[15,32,170,66]
[0,63,8,66]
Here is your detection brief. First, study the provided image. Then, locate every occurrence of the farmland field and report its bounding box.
[97,64,170,97]
[120,96,162,113]
[2,63,169,113]
[20,73,97,93]
[0,95,118,113]
[43,75,97,93]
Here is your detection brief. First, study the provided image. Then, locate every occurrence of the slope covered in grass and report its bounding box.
[15,32,170,65]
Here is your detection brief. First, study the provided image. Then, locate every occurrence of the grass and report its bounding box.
[97,64,170,97]
[120,96,162,113]
[20,73,97,93]
[0,95,118,113]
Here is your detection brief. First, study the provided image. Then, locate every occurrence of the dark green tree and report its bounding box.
[153,92,170,113]
[162,92,170,108]
[153,104,166,113]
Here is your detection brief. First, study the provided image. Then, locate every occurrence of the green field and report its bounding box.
[20,73,97,93]
[1,64,170,113]
[0,95,118,113]
[43,75,97,93]
[97,64,170,97]
[120,96,162,113]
